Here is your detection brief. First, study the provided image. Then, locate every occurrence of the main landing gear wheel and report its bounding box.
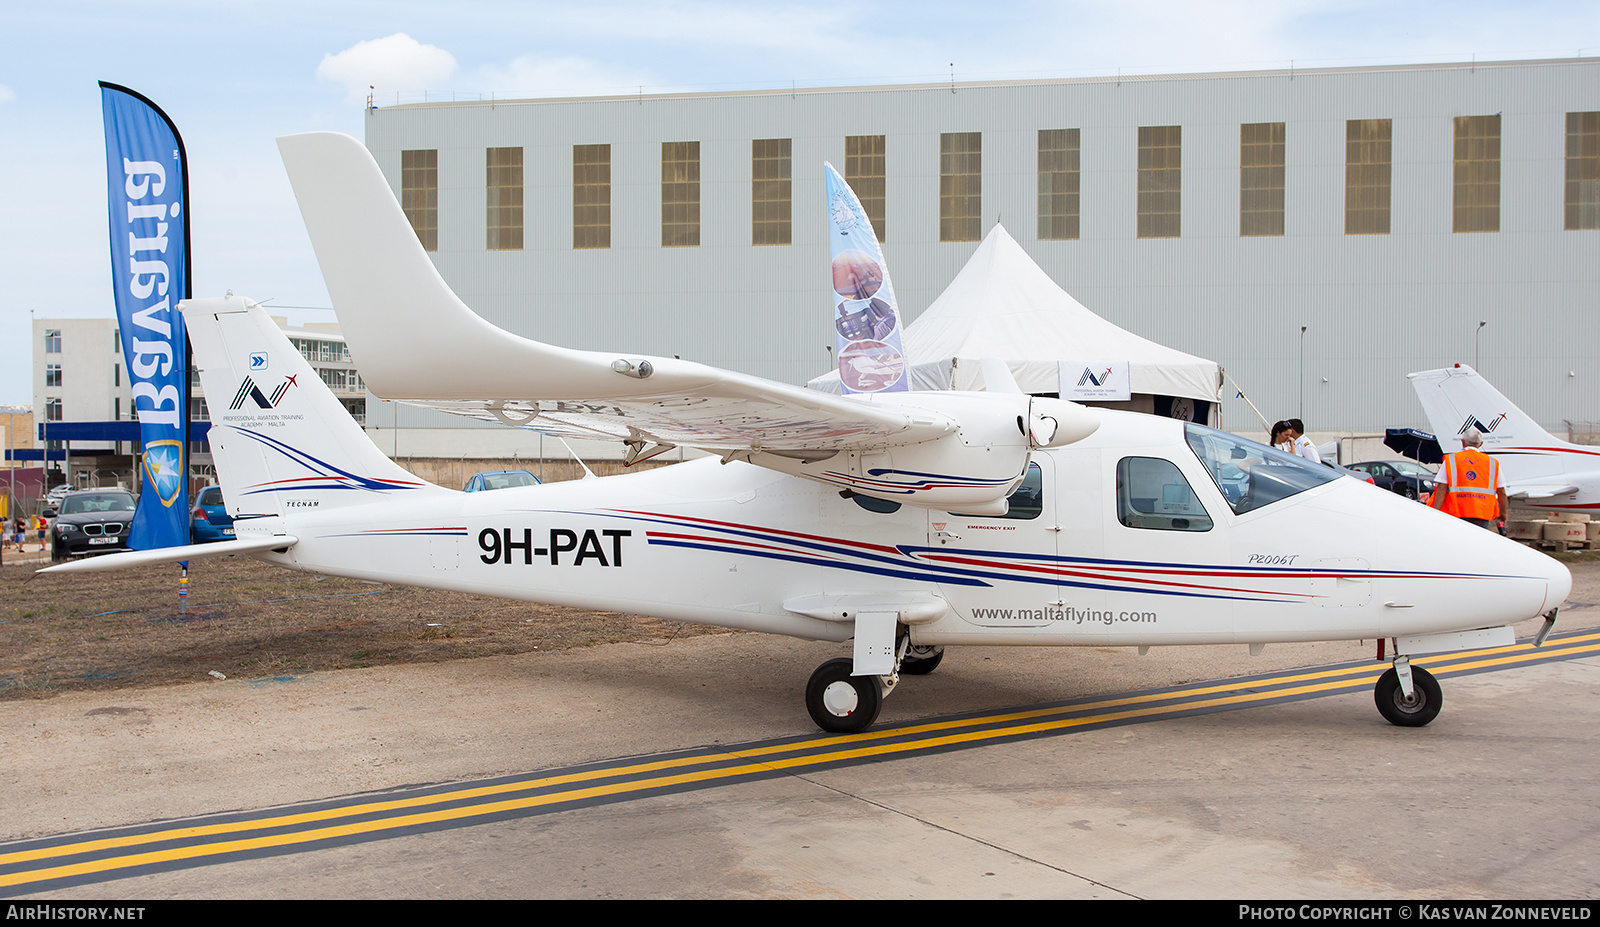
[1374,665,1442,727]
[806,658,882,734]
[900,644,944,676]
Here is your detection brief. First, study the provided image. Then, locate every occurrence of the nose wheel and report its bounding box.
[1374,662,1442,727]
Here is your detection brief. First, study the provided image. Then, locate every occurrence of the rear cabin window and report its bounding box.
[1116,457,1213,531]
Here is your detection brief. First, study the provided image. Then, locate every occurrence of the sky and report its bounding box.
[1,0,1596,406]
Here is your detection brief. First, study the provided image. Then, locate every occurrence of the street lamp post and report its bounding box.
[1299,326,1308,418]
[1476,320,1487,371]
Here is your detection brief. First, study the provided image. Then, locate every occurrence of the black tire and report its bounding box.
[50,540,63,563]
[1401,484,1418,500]
[805,657,882,734]
[900,644,944,676]
[1374,665,1442,727]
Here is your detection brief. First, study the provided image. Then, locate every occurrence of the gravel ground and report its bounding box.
[0,553,726,699]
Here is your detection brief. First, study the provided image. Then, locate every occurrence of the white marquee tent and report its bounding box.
[808,225,1223,419]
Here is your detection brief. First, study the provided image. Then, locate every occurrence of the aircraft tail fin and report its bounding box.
[183,297,447,520]
[1407,364,1567,453]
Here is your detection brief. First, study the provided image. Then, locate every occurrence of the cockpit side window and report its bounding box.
[1116,457,1213,531]
[1183,423,1337,515]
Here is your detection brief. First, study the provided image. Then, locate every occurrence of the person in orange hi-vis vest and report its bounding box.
[1429,428,1507,531]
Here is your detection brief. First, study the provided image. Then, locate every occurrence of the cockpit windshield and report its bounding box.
[1184,423,1338,514]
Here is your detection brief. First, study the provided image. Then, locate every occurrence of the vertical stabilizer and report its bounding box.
[1407,364,1566,454]
[183,296,446,519]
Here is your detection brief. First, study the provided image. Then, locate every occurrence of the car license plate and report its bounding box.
[89,537,118,545]
[223,527,235,535]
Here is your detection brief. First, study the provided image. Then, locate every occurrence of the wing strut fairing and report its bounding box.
[277,132,1097,510]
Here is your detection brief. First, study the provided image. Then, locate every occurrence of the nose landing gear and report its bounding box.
[1374,655,1442,727]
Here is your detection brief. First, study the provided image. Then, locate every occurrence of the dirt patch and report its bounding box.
[0,556,731,699]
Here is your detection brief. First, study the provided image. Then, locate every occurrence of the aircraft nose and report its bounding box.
[1541,551,1573,614]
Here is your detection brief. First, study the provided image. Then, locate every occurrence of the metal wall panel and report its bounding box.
[360,59,1600,437]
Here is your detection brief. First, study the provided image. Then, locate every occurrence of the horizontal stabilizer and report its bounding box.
[37,535,298,575]
[1509,484,1580,500]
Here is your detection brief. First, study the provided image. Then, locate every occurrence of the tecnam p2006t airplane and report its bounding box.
[48,133,1570,734]
[1411,363,1600,515]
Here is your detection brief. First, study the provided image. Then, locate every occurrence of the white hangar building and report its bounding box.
[359,57,1599,455]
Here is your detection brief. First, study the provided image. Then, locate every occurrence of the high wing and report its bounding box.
[276,132,1097,510]
[277,132,955,453]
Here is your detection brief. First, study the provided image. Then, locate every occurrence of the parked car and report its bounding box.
[463,470,541,492]
[50,490,136,560]
[1323,460,1377,486]
[191,485,236,543]
[1345,460,1438,499]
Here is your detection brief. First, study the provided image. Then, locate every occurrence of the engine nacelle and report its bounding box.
[750,391,1099,512]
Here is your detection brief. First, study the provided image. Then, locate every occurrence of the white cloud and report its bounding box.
[0,85,14,104]
[316,33,457,104]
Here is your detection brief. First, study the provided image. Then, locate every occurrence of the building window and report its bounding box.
[45,364,61,388]
[401,149,438,251]
[1566,111,1600,231]
[752,138,792,246]
[661,141,700,247]
[192,398,209,421]
[44,329,60,353]
[1454,115,1501,233]
[114,364,120,388]
[845,135,886,241]
[1037,129,1080,241]
[1240,122,1285,237]
[1345,119,1392,235]
[45,398,61,422]
[1137,125,1182,238]
[573,144,611,249]
[486,147,523,250]
[114,398,120,421]
[940,132,981,242]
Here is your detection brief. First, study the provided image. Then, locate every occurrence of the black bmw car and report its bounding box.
[1345,460,1438,500]
[50,490,137,560]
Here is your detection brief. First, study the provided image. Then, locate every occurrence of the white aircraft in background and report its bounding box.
[46,133,1570,735]
[1410,364,1600,514]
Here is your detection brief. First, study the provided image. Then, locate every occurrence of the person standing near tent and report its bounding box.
[1430,428,1507,530]
[1285,419,1321,464]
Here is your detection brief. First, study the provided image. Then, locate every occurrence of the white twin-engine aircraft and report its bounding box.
[1411,363,1600,515]
[48,133,1569,735]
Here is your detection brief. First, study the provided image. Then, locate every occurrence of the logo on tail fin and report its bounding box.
[230,375,297,411]
[1457,413,1506,436]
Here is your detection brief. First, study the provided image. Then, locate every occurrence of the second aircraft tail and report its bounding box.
[1407,364,1568,454]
